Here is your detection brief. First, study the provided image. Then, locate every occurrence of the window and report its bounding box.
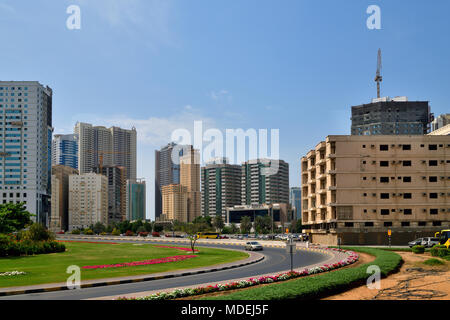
[404,209,412,215]
[380,145,389,151]
[429,176,438,182]
[403,161,412,167]
[429,193,438,199]
[365,222,374,227]
[381,209,390,215]
[429,160,438,166]
[401,222,410,227]
[430,208,438,215]
[403,177,411,183]
[380,177,389,183]
[344,222,354,227]
[428,144,437,150]
[380,193,390,199]
[402,144,411,150]
[384,222,393,227]
[418,221,427,227]
[380,161,389,167]
[403,193,412,199]
[433,221,442,227]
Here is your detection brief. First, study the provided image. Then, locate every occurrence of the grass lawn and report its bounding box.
[0,242,248,288]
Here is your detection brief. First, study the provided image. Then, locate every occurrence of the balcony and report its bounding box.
[328,186,337,191]
[327,170,337,175]
[327,154,336,159]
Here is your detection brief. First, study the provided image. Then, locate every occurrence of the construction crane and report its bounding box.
[374,48,383,98]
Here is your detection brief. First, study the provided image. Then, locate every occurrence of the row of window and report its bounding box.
[363,176,450,183]
[344,221,444,227]
[363,143,449,151]
[362,159,449,166]
[362,208,448,215]
[0,87,29,91]
[363,192,449,199]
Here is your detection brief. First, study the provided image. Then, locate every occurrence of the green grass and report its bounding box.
[202,247,402,300]
[0,242,248,288]
[422,258,446,266]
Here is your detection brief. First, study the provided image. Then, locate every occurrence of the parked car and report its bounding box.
[408,238,424,248]
[421,237,440,248]
[245,241,263,251]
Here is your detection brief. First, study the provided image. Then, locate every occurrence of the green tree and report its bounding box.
[254,216,265,234]
[212,215,225,232]
[294,219,303,233]
[221,226,232,234]
[19,223,55,241]
[0,203,34,233]
[93,222,106,235]
[118,220,131,234]
[111,228,121,236]
[143,221,152,232]
[184,223,201,254]
[230,223,239,234]
[131,220,143,233]
[153,224,164,233]
[240,216,252,234]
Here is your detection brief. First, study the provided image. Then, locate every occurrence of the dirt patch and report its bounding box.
[324,252,450,300]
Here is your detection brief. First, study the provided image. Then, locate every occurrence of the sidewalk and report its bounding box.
[0,249,264,297]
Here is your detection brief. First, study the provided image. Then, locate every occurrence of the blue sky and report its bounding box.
[1,0,449,219]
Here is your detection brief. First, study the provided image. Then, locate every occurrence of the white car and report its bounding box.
[245,242,263,251]
[421,237,440,248]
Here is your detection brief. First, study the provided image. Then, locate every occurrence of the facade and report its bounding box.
[161,184,188,222]
[431,114,450,132]
[241,159,289,206]
[301,135,450,245]
[155,143,189,220]
[49,165,78,232]
[126,178,146,221]
[74,122,137,180]
[290,187,302,219]
[201,158,241,218]
[226,203,294,228]
[351,97,432,136]
[68,173,108,231]
[429,124,450,136]
[180,148,201,222]
[52,134,78,169]
[0,81,52,226]
[95,165,127,224]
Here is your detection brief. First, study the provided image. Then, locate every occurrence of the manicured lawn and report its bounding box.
[202,247,402,300]
[0,242,248,288]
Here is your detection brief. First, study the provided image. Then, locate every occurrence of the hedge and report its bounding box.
[203,247,402,300]
[0,235,65,257]
[412,245,425,254]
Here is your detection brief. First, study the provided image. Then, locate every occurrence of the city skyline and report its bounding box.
[1,1,450,220]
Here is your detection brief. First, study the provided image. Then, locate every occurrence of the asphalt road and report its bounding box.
[0,239,329,300]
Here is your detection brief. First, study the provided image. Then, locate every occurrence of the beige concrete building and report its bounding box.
[180,148,201,222]
[301,135,450,245]
[429,124,450,136]
[161,184,188,222]
[49,165,79,232]
[68,173,108,231]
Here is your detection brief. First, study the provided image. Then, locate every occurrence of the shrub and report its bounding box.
[423,258,445,266]
[20,223,55,242]
[437,248,449,258]
[71,229,81,235]
[430,245,446,257]
[84,229,94,235]
[111,228,121,236]
[138,232,149,237]
[412,245,425,254]
[125,230,135,237]
[152,232,160,237]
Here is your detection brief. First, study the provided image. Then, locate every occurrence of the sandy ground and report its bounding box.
[324,252,450,300]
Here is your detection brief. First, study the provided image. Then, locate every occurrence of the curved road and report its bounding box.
[1,239,329,300]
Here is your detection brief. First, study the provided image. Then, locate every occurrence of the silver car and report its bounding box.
[421,237,440,248]
[245,241,263,251]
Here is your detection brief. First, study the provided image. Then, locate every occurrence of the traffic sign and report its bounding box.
[388,229,392,236]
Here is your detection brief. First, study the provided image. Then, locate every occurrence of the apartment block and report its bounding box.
[201,158,241,218]
[301,135,450,245]
[241,159,289,206]
[226,203,294,228]
[161,184,188,222]
[74,122,136,180]
[52,134,78,170]
[0,81,52,225]
[68,173,108,231]
[180,148,201,222]
[351,97,432,135]
[49,165,78,232]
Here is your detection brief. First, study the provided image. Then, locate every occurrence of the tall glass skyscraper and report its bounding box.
[126,179,146,221]
[290,187,301,219]
[52,134,78,170]
[0,81,52,225]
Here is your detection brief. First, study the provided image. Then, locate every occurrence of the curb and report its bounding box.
[0,248,264,297]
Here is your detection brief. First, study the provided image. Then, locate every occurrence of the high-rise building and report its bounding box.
[52,134,78,170]
[94,165,127,224]
[290,187,301,220]
[301,135,450,246]
[0,81,52,225]
[155,143,189,220]
[126,178,146,221]
[74,122,136,180]
[431,114,450,132]
[351,97,432,135]
[201,158,241,218]
[161,184,188,222]
[180,148,201,222]
[68,172,108,231]
[49,165,78,232]
[241,159,289,206]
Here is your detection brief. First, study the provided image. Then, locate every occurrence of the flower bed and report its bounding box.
[153,245,199,252]
[0,234,66,257]
[0,271,26,277]
[117,248,358,300]
[82,255,198,270]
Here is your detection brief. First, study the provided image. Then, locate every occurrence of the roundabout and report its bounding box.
[0,236,351,300]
